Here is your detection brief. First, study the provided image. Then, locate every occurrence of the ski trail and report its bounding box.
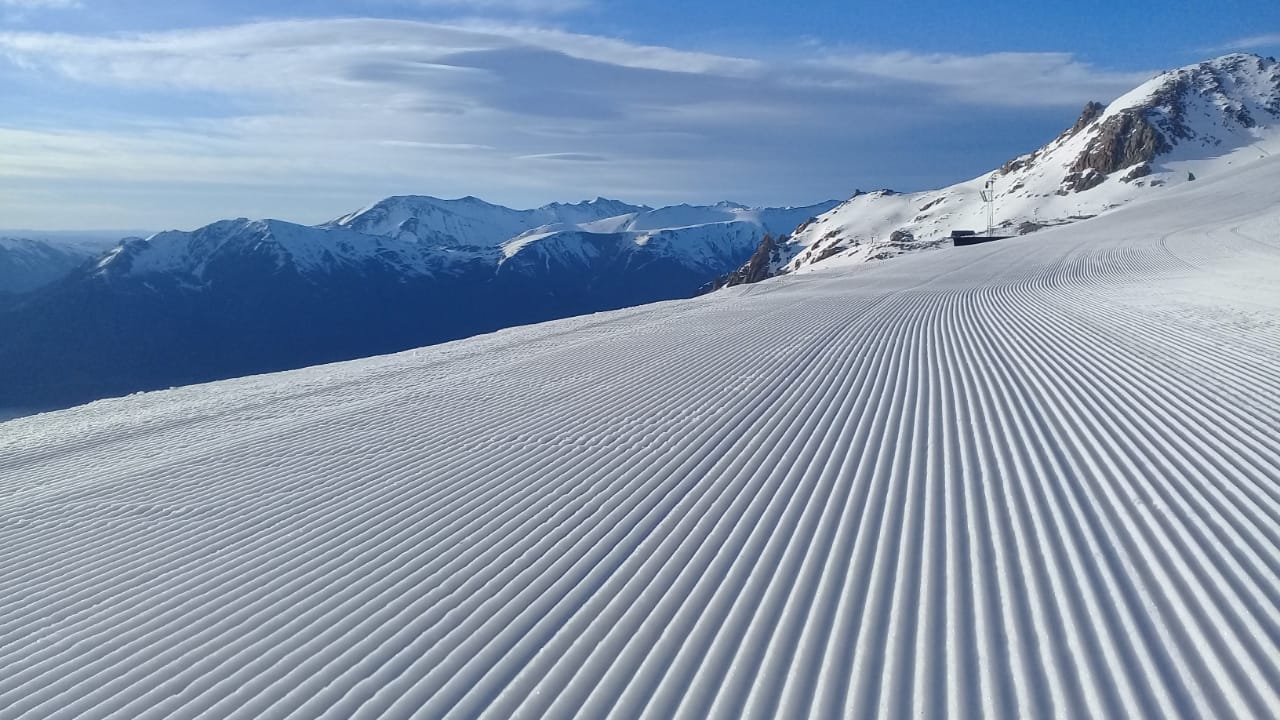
[3,159,1280,719]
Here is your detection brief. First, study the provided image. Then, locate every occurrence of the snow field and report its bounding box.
[1,159,1279,718]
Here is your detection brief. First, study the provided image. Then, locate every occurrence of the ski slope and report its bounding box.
[772,53,1280,279]
[2,157,1279,718]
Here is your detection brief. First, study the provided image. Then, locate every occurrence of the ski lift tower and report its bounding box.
[979,176,996,237]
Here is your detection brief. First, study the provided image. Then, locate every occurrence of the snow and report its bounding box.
[115,220,468,280]
[0,235,121,294]
[621,202,835,234]
[103,199,837,283]
[0,230,139,253]
[777,53,1280,277]
[499,231,557,259]
[495,201,837,267]
[328,196,650,248]
[3,145,1278,718]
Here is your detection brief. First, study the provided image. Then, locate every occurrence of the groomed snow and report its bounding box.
[2,156,1279,718]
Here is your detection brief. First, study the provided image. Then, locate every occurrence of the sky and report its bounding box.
[1,0,1278,230]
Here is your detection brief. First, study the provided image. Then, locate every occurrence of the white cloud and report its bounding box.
[406,0,591,13]
[1222,33,1280,50]
[519,152,609,162]
[0,18,1152,228]
[804,50,1152,107]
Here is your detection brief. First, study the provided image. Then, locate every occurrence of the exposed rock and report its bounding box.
[1060,168,1105,194]
[1122,163,1153,183]
[917,197,946,212]
[1004,101,1105,179]
[1063,111,1170,193]
[791,218,818,236]
[1142,76,1194,143]
[1232,105,1257,128]
[889,229,914,244]
[812,241,847,264]
[1070,101,1107,135]
[1056,55,1280,194]
[1000,155,1030,174]
[716,233,779,288]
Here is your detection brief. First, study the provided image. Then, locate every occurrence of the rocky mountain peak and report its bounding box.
[724,53,1280,286]
[1058,54,1279,193]
[1070,101,1107,135]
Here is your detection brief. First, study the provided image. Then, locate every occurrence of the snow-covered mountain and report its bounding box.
[733,53,1280,282]
[328,195,648,247]
[88,197,836,285]
[95,218,490,282]
[5,137,1278,719]
[497,202,836,276]
[0,235,122,295]
[0,196,835,410]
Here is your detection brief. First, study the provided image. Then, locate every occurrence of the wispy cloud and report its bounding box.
[1221,33,1280,50]
[404,0,592,14]
[808,51,1151,107]
[0,18,1150,228]
[519,152,609,162]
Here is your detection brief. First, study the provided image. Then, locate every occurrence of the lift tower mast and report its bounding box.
[979,176,996,237]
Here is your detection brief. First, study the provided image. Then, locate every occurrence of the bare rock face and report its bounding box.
[1070,101,1107,135]
[1056,54,1280,194]
[1121,163,1153,183]
[716,233,779,288]
[1063,111,1170,192]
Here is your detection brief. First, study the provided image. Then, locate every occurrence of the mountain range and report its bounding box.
[0,234,125,296]
[4,52,1276,413]
[0,196,836,410]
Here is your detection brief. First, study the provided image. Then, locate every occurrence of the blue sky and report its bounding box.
[2,0,1278,229]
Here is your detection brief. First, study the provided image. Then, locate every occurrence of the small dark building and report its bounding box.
[951,230,1012,247]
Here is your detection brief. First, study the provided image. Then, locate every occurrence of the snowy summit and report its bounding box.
[740,53,1280,280]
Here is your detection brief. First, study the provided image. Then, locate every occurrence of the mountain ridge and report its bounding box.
[728,52,1280,283]
[0,195,837,411]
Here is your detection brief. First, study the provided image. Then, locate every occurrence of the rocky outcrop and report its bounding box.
[1056,55,1280,194]
[1003,101,1106,178]
[1070,101,1107,135]
[1062,111,1170,192]
[715,233,779,288]
[1121,163,1153,183]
